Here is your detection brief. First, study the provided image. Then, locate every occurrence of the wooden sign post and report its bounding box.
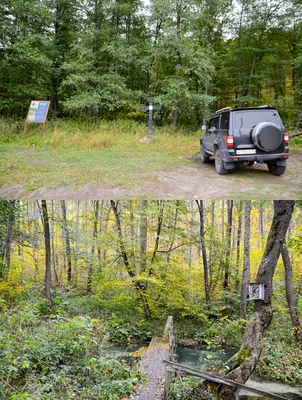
[24,100,51,133]
[140,97,161,136]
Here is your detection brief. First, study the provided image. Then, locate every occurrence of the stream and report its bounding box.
[176,346,302,400]
[107,345,302,400]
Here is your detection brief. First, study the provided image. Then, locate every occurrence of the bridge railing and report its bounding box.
[163,360,290,400]
[163,316,175,400]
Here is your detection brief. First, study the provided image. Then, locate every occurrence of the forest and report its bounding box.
[1,0,302,129]
[0,199,301,399]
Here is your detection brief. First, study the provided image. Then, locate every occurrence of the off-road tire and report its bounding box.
[251,122,282,152]
[215,149,228,175]
[200,143,210,163]
[267,162,286,176]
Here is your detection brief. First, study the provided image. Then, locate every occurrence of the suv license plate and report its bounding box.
[236,149,256,155]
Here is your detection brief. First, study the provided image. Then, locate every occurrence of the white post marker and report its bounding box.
[140,97,162,136]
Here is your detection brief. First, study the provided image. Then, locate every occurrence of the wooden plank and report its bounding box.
[131,317,173,400]
[164,367,173,400]
[163,361,290,400]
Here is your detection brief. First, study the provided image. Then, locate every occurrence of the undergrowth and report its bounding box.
[0,118,200,153]
[0,293,142,399]
[169,376,215,400]
[1,284,301,400]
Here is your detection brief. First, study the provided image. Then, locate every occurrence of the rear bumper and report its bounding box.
[222,150,289,163]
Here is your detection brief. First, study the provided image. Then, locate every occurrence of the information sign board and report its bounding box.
[24,100,50,133]
[27,101,50,123]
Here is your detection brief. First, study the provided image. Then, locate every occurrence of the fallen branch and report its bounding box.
[289,132,302,138]
[0,378,14,389]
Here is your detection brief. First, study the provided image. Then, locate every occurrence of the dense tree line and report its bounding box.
[1,199,302,398]
[0,0,301,128]
[1,200,301,323]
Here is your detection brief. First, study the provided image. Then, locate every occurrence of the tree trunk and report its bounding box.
[167,201,178,264]
[140,200,148,272]
[87,200,99,293]
[31,202,39,282]
[129,200,135,261]
[258,202,265,248]
[73,200,80,286]
[60,200,72,283]
[218,200,295,400]
[170,2,182,128]
[240,200,251,319]
[235,201,243,291]
[151,201,164,265]
[41,200,53,309]
[110,201,151,318]
[3,201,16,280]
[209,201,215,288]
[281,243,302,343]
[51,201,59,285]
[223,200,233,289]
[196,200,210,302]
[171,109,178,128]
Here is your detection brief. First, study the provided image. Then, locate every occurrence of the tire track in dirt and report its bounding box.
[0,150,301,200]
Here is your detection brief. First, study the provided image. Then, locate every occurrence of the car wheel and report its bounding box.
[215,149,228,175]
[200,143,210,163]
[267,162,286,176]
[244,161,254,167]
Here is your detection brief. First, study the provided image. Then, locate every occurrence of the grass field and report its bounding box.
[0,118,200,190]
[1,118,302,196]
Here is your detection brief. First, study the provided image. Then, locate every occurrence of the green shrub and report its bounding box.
[257,340,302,384]
[169,376,215,400]
[52,292,101,318]
[0,302,142,399]
[192,318,245,349]
[107,316,157,344]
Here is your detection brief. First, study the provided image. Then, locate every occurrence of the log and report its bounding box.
[289,132,302,138]
[163,361,290,400]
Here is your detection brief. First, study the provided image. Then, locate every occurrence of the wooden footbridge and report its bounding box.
[131,316,290,400]
[131,316,175,400]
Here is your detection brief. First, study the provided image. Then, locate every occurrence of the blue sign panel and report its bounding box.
[27,101,50,123]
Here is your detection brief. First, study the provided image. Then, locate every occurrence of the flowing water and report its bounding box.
[106,345,302,399]
[176,346,302,400]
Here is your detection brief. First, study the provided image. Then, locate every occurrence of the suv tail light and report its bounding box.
[284,132,289,144]
[225,136,234,147]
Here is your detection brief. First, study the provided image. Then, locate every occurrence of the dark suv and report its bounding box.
[200,105,289,175]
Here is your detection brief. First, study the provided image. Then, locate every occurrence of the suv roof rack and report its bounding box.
[214,105,276,114]
[215,107,232,114]
[257,104,274,108]
[231,105,276,111]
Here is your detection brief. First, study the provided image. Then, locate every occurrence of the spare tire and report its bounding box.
[251,122,282,152]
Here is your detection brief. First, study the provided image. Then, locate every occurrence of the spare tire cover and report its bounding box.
[251,122,282,152]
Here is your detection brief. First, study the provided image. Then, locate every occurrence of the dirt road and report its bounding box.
[1,150,301,200]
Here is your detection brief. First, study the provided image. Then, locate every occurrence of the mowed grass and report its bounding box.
[0,118,200,190]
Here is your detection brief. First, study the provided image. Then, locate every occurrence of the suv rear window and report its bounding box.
[220,113,230,130]
[234,111,279,129]
[209,116,220,129]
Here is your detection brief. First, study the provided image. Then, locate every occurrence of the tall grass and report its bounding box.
[0,117,201,154]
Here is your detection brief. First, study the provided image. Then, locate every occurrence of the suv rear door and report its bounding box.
[207,115,220,152]
[232,109,285,155]
[219,111,230,137]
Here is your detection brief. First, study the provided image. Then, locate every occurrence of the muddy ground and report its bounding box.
[1,150,301,200]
